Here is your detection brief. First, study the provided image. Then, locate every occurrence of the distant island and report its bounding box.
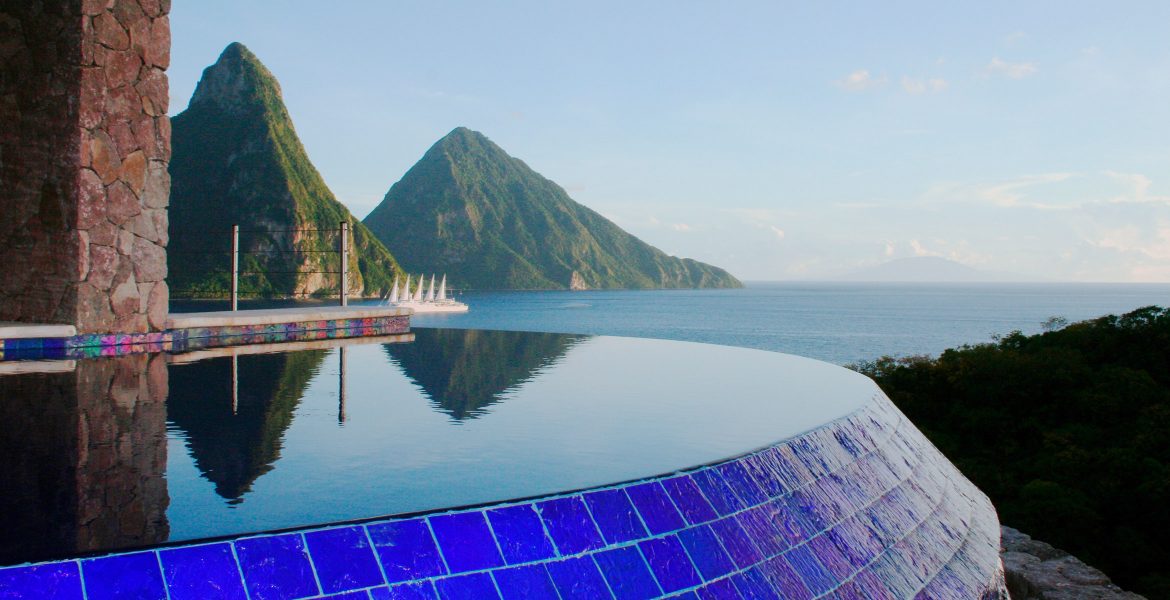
[363,127,742,290]
[168,43,402,299]
[837,256,1036,282]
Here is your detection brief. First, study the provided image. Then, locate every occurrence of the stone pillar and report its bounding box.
[0,0,170,334]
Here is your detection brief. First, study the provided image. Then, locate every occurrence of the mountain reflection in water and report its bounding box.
[0,329,591,563]
[166,350,328,503]
[382,328,587,420]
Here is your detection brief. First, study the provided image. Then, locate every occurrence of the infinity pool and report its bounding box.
[0,328,867,565]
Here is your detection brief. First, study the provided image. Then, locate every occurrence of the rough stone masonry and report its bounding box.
[0,0,171,333]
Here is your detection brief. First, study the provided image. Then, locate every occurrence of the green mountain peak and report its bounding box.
[169,43,402,299]
[363,127,742,290]
[188,42,280,116]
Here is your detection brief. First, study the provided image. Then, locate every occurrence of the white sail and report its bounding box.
[426,275,436,302]
[389,276,399,304]
[402,275,411,304]
[438,275,447,301]
[414,275,425,301]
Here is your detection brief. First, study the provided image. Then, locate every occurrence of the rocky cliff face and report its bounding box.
[168,43,402,299]
[1001,527,1146,600]
[363,127,742,290]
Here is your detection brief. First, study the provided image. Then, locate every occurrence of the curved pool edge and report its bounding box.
[0,388,1005,599]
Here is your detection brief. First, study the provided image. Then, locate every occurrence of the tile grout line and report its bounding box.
[229,542,254,600]
[76,560,89,600]
[423,518,453,578]
[360,525,390,589]
[300,533,325,597]
[153,551,173,600]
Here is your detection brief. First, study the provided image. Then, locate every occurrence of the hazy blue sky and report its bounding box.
[169,1,1170,282]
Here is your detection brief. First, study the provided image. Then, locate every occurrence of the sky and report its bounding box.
[169,1,1170,282]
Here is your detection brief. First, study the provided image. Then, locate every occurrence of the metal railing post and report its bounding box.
[231,224,239,311]
[339,221,349,306]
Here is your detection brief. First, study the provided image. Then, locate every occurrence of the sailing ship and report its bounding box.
[383,274,469,313]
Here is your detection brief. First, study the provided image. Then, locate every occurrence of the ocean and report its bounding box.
[402,282,1170,365]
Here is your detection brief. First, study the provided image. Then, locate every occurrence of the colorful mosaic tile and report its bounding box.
[0,316,410,362]
[0,394,1006,599]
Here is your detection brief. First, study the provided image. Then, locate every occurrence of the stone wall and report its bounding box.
[0,0,170,333]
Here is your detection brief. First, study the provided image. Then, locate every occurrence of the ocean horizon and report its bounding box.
[399,281,1170,365]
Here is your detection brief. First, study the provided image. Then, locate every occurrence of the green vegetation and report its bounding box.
[852,306,1170,597]
[363,127,742,290]
[169,43,402,299]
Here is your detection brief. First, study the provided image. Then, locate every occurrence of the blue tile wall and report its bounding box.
[0,393,1007,599]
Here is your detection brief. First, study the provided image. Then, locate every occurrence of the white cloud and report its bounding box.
[836,69,887,92]
[769,226,786,240]
[884,242,896,257]
[909,239,934,256]
[917,173,1074,209]
[973,173,1074,208]
[985,57,1039,79]
[670,223,693,232]
[1004,31,1028,46]
[901,76,948,95]
[1104,171,1170,205]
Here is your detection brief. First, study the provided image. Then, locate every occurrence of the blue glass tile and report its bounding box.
[82,551,167,600]
[715,462,768,506]
[486,504,557,564]
[759,556,812,600]
[676,524,736,581]
[593,546,661,600]
[742,454,787,498]
[0,562,83,600]
[784,545,835,597]
[851,569,895,600]
[771,498,814,545]
[668,593,699,600]
[367,519,446,583]
[731,567,780,599]
[160,543,247,600]
[305,526,384,593]
[786,491,828,532]
[546,556,610,599]
[695,578,738,599]
[429,512,504,573]
[626,481,685,535]
[808,533,854,580]
[736,507,787,557]
[638,535,702,593]
[434,572,500,599]
[690,469,745,516]
[661,476,717,525]
[583,488,648,544]
[323,592,369,600]
[491,564,558,600]
[832,579,866,600]
[536,496,604,555]
[370,581,439,600]
[827,521,872,565]
[234,534,319,600]
[709,517,762,569]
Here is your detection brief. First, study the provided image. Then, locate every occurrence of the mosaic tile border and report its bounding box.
[0,316,410,362]
[0,393,1005,599]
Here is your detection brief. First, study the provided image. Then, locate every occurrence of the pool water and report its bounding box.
[0,328,869,565]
